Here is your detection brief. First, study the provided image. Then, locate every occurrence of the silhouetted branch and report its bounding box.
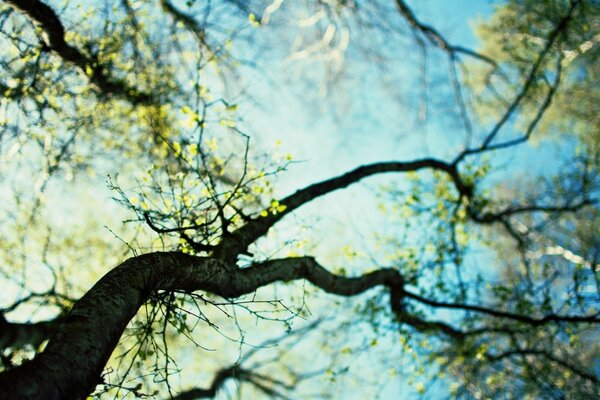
[6,0,153,104]
[1,247,596,398]
[394,0,498,67]
[215,159,472,262]
[0,314,63,349]
[0,253,403,398]
[404,290,600,326]
[454,1,578,163]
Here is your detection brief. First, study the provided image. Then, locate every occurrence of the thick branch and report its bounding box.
[0,253,228,400]
[215,159,471,262]
[234,256,403,298]
[0,253,404,399]
[6,0,152,104]
[3,251,590,398]
[0,314,62,349]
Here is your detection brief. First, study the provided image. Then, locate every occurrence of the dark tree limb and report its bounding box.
[214,159,472,262]
[404,290,600,326]
[0,314,62,349]
[487,348,600,386]
[0,253,224,400]
[1,252,596,398]
[0,253,403,399]
[5,0,153,104]
[214,153,593,268]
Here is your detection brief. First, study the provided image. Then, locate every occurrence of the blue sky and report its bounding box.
[246,0,496,188]
[228,2,500,398]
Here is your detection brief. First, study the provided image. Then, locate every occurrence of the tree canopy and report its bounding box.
[0,0,599,399]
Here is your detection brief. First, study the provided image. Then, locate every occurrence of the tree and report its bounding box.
[0,0,598,399]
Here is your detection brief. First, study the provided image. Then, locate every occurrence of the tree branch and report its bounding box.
[0,253,227,399]
[2,249,593,398]
[214,159,471,262]
[454,0,578,163]
[394,0,498,67]
[0,253,405,399]
[0,314,62,349]
[404,290,600,326]
[6,0,153,104]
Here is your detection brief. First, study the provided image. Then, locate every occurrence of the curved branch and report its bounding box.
[238,259,471,341]
[4,250,588,398]
[233,257,403,297]
[6,0,152,104]
[215,159,471,261]
[0,253,405,399]
[404,290,600,326]
[7,251,592,398]
[394,0,498,67]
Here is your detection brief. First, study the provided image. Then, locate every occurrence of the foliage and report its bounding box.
[0,0,599,399]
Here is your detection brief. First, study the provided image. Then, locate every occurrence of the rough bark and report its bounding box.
[0,315,62,349]
[0,253,403,399]
[0,253,224,399]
